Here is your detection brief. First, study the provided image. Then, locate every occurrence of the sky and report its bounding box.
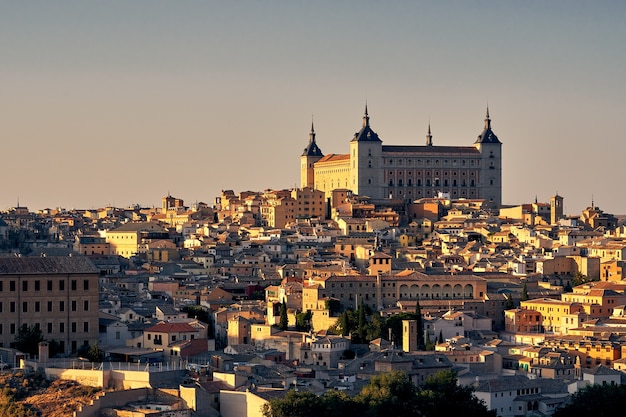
[1,1,625,216]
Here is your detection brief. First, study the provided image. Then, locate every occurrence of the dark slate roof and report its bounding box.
[351,107,382,143]
[302,125,324,157]
[0,256,99,274]
[475,110,501,144]
[382,145,480,155]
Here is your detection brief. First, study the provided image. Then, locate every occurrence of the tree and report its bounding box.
[279,300,288,330]
[263,388,354,417]
[365,312,384,342]
[263,370,495,417]
[13,325,43,357]
[357,300,366,343]
[425,331,434,351]
[438,329,444,344]
[505,294,514,310]
[86,343,105,362]
[181,305,210,324]
[295,310,312,332]
[325,299,341,316]
[415,298,424,349]
[263,389,324,417]
[355,370,419,417]
[416,370,496,417]
[553,383,626,417]
[384,312,420,347]
[521,282,529,301]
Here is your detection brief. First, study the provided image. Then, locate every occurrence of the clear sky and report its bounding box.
[2,1,625,215]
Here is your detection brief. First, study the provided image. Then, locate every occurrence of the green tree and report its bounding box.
[438,330,444,344]
[425,331,434,351]
[263,389,354,417]
[13,325,43,357]
[553,383,626,417]
[87,343,105,362]
[505,294,514,309]
[357,300,366,343]
[335,309,358,337]
[355,370,418,417]
[384,312,419,347]
[295,310,312,332]
[325,299,341,316]
[279,300,288,330]
[416,370,496,417]
[181,305,210,323]
[365,312,384,342]
[521,282,529,301]
[263,370,495,417]
[415,298,424,349]
[263,390,323,417]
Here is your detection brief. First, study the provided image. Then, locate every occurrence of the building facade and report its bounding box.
[301,107,503,205]
[0,256,99,355]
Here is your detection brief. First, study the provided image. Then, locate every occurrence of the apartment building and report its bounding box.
[0,256,99,355]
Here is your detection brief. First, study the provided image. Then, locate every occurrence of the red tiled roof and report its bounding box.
[145,322,196,333]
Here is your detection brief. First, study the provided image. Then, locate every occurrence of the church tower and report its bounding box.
[551,194,564,225]
[300,120,324,189]
[349,105,384,198]
[474,108,503,206]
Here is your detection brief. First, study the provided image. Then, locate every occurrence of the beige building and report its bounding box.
[0,256,99,355]
[105,222,170,257]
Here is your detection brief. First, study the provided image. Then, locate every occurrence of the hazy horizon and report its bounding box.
[2,1,625,216]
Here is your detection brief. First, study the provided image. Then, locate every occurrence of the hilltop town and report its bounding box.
[1,187,625,416]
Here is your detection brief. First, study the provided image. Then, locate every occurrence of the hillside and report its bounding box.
[0,370,103,417]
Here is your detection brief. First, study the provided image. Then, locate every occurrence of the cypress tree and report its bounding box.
[415,298,424,349]
[521,282,529,301]
[357,300,366,343]
[425,331,434,351]
[279,300,288,330]
[505,294,514,309]
[438,329,444,344]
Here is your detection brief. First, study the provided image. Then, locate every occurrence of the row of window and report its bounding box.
[0,321,90,335]
[0,300,90,313]
[388,179,477,187]
[0,279,90,292]
[385,158,481,166]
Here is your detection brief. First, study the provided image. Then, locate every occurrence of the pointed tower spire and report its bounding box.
[426,122,433,146]
[309,115,316,144]
[484,106,491,130]
[363,102,370,127]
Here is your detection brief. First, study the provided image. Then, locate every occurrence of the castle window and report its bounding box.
[389,180,394,186]
[408,179,412,186]
[389,159,393,165]
[368,149,371,156]
[398,179,403,186]
[368,179,372,184]
[368,160,372,168]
